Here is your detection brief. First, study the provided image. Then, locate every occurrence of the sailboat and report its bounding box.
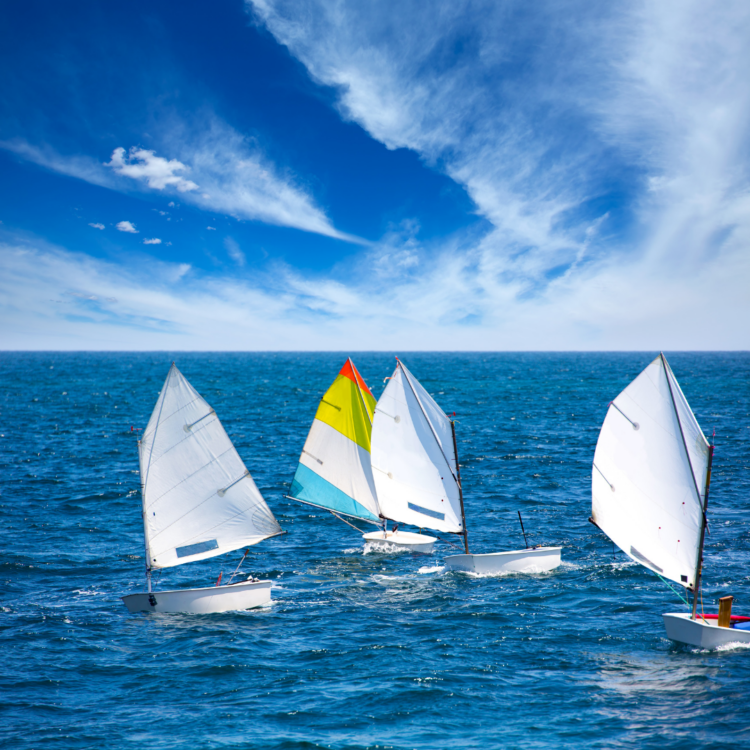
[288,358,433,552]
[122,364,283,614]
[372,359,562,570]
[590,353,750,648]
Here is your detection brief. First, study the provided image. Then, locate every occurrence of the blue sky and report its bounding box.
[1,0,748,350]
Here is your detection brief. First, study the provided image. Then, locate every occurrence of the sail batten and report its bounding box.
[371,362,462,533]
[140,364,281,570]
[289,359,381,523]
[591,355,709,589]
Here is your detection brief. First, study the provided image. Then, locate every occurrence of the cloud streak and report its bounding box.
[0,231,746,351]
[248,0,750,335]
[1,118,363,243]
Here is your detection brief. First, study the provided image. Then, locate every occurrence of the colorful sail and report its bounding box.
[290,359,381,522]
[591,354,709,588]
[371,360,463,533]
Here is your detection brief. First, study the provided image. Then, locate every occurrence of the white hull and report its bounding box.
[444,546,562,574]
[122,579,273,614]
[663,612,750,648]
[362,529,437,553]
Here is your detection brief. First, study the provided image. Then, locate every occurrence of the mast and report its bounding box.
[139,363,172,591]
[691,442,714,619]
[451,419,469,554]
[138,439,152,592]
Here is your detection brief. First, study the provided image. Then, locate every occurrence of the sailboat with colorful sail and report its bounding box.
[288,358,381,521]
[122,364,283,614]
[590,353,750,648]
[288,358,434,552]
[372,359,562,570]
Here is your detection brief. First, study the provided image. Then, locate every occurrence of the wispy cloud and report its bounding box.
[143,238,162,245]
[116,221,138,233]
[248,0,750,335]
[224,237,245,266]
[0,139,115,189]
[1,116,364,243]
[0,231,747,350]
[88,222,105,230]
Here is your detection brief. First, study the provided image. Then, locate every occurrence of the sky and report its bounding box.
[0,0,748,351]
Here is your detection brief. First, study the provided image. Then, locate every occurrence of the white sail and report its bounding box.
[139,364,281,570]
[591,355,709,588]
[371,361,463,533]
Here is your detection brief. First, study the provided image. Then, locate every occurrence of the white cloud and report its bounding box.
[116,221,138,233]
[248,0,750,344]
[165,117,364,242]
[143,238,162,245]
[106,147,199,192]
[88,223,105,230]
[224,237,245,266]
[0,139,116,188]
[207,226,216,230]
[1,121,361,242]
[0,233,747,351]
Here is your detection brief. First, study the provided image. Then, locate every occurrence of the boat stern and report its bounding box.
[663,612,750,648]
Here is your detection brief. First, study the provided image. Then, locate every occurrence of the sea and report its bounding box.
[1,351,749,750]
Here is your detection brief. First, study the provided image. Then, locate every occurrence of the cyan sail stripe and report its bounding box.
[290,463,379,522]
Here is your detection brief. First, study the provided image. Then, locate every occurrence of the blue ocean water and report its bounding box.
[1,352,749,750]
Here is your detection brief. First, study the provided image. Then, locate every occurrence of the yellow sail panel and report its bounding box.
[314,367,376,452]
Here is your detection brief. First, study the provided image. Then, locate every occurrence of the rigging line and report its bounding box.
[433,534,463,550]
[398,361,458,484]
[284,495,381,526]
[329,510,368,533]
[655,571,690,609]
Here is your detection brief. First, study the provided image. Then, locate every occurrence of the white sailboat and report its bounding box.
[372,359,562,570]
[591,353,750,648]
[122,364,283,614]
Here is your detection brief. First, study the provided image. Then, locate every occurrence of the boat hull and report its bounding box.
[444,546,562,574]
[362,530,437,553]
[663,612,750,648]
[122,579,273,614]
